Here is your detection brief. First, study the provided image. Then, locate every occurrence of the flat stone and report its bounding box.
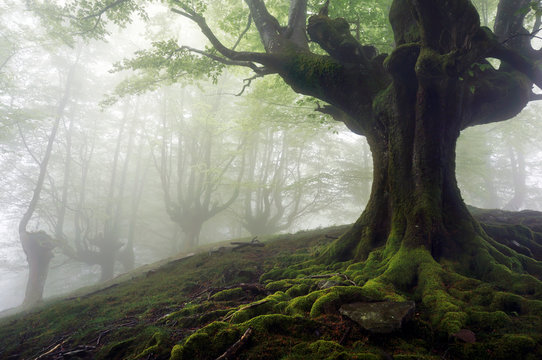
[452,329,476,343]
[339,301,415,334]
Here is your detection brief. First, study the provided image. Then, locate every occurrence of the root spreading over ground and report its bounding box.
[1,209,541,359]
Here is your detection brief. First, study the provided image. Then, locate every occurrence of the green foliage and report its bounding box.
[102,41,224,105]
[309,0,393,52]
[29,0,149,44]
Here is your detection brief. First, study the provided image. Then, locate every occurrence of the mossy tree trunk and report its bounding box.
[174,0,542,322]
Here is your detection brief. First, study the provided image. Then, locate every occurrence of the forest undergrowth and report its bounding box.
[0,209,541,360]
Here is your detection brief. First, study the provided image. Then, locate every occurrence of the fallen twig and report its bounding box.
[96,329,112,345]
[62,345,95,356]
[215,327,253,360]
[34,341,95,360]
[34,338,69,360]
[231,237,264,251]
[209,238,264,255]
[339,326,352,345]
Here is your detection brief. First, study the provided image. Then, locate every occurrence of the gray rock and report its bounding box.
[339,301,415,334]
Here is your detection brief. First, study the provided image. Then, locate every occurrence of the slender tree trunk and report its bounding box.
[74,136,95,253]
[504,145,526,211]
[181,220,203,250]
[483,165,500,209]
[19,59,77,307]
[119,137,148,272]
[98,107,136,281]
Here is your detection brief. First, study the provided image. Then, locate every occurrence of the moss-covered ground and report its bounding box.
[0,216,541,360]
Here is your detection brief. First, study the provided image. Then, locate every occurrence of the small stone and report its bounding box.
[339,301,415,334]
[452,329,476,343]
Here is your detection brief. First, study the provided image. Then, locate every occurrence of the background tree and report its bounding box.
[152,86,245,249]
[17,50,79,306]
[457,105,542,210]
[234,78,343,236]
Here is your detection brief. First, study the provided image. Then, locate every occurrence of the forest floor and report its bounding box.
[0,210,541,359]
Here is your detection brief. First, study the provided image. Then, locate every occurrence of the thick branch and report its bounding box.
[464,67,531,129]
[307,13,374,66]
[179,45,269,74]
[170,5,274,66]
[232,14,252,51]
[316,104,365,136]
[79,0,128,20]
[285,0,309,50]
[494,0,532,52]
[244,0,283,52]
[488,43,542,89]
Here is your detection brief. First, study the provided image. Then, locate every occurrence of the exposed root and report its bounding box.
[215,327,253,360]
[168,210,542,359]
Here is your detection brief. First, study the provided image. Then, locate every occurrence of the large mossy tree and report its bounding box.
[45,0,542,334]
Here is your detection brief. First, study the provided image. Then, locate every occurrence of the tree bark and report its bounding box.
[20,231,54,307]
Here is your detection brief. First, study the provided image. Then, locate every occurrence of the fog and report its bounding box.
[1,1,542,312]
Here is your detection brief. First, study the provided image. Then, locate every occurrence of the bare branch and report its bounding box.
[232,14,252,51]
[79,0,129,21]
[235,72,270,96]
[488,42,542,89]
[17,122,41,165]
[0,52,16,71]
[494,0,532,51]
[319,0,331,15]
[179,45,269,74]
[170,5,273,66]
[501,33,542,45]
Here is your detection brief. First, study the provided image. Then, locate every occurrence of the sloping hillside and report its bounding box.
[0,217,541,360]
